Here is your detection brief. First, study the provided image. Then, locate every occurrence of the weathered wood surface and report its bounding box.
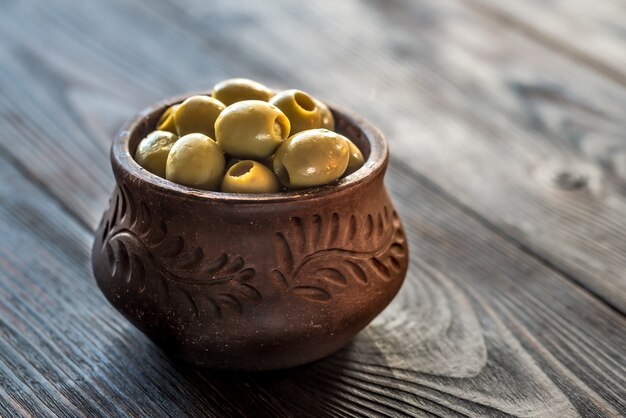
[0,0,624,416]
[1,0,625,311]
[463,0,626,86]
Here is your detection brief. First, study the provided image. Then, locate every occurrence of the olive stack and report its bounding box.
[134,78,365,193]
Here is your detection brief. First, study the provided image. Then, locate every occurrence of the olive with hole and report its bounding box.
[269,89,322,135]
[165,133,225,191]
[344,139,365,176]
[315,98,335,131]
[173,95,225,138]
[273,129,350,189]
[134,130,178,178]
[228,154,272,170]
[212,78,273,106]
[221,160,281,194]
[157,104,179,134]
[215,100,290,159]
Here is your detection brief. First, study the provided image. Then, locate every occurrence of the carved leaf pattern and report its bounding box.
[100,184,261,319]
[273,207,407,303]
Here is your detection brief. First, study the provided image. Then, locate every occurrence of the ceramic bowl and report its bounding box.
[91,93,409,370]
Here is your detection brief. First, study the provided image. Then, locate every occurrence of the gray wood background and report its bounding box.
[0,0,624,416]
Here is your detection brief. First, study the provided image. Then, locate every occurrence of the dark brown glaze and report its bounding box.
[91,93,409,370]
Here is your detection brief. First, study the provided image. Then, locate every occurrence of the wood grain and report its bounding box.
[0,0,625,311]
[2,149,624,416]
[463,0,626,86]
[0,0,625,416]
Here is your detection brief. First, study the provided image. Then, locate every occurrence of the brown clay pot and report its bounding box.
[91,93,409,370]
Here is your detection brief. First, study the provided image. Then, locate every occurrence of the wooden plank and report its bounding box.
[0,0,283,229]
[462,0,626,86]
[1,151,624,416]
[0,0,624,414]
[0,0,224,229]
[0,0,625,311]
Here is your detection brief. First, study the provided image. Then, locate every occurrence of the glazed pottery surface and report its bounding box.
[92,93,409,370]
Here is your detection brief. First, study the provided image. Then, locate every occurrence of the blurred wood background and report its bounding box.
[0,0,624,416]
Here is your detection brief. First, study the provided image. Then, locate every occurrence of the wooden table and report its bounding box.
[1,0,624,416]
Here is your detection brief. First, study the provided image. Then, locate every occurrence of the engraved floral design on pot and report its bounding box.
[97,183,261,320]
[271,207,408,302]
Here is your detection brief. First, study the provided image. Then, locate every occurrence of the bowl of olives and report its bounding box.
[92,79,409,370]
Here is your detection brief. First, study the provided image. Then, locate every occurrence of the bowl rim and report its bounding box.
[112,92,389,203]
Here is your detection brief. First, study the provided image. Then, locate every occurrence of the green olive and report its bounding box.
[273,129,350,189]
[134,130,178,178]
[269,89,322,135]
[215,100,290,159]
[315,98,335,130]
[173,95,225,138]
[165,133,225,190]
[212,78,273,106]
[221,160,281,194]
[156,104,179,134]
[344,139,365,176]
